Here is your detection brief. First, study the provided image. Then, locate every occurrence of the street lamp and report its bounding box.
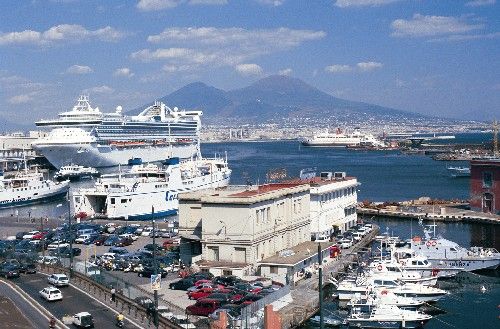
[151,206,159,328]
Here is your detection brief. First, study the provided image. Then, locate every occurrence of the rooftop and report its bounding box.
[258,240,336,267]
[285,176,357,187]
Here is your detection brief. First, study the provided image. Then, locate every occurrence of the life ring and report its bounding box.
[431,241,437,246]
[412,236,421,242]
[426,241,432,247]
[431,268,440,277]
[381,290,388,295]
[377,264,383,271]
[400,260,405,266]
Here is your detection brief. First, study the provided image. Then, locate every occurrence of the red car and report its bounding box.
[186,299,221,317]
[32,231,49,240]
[188,287,231,300]
[194,279,213,286]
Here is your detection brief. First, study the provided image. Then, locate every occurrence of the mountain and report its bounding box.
[130,75,426,122]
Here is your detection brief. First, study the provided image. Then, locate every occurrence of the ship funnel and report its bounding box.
[116,106,123,114]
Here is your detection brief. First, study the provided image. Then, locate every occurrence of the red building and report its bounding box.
[470,158,500,214]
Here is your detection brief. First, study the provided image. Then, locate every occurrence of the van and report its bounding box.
[186,299,222,316]
[352,232,364,242]
[77,228,96,236]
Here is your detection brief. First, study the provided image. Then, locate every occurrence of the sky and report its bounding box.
[0,0,499,125]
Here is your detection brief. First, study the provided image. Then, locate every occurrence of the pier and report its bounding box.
[277,228,379,328]
[357,205,500,225]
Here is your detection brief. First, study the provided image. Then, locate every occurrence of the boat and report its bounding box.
[33,95,202,169]
[128,158,142,166]
[0,167,69,208]
[309,315,342,326]
[367,260,438,286]
[348,289,425,310]
[300,128,386,148]
[54,165,100,181]
[346,304,432,328]
[446,166,470,177]
[404,224,500,271]
[72,156,231,220]
[334,276,448,302]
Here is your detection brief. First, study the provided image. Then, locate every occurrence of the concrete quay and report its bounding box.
[358,206,500,225]
[277,228,379,329]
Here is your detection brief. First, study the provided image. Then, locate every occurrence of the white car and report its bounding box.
[23,231,40,239]
[39,287,63,301]
[100,252,117,261]
[119,233,138,241]
[141,227,153,236]
[73,312,94,328]
[48,273,69,287]
[38,256,59,265]
[47,241,69,251]
[75,234,92,244]
[338,238,353,249]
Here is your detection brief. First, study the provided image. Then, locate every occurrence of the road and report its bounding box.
[11,273,140,328]
[0,280,49,329]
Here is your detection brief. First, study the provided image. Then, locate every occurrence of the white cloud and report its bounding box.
[278,68,292,76]
[8,94,34,104]
[65,65,93,75]
[256,0,285,6]
[325,64,352,73]
[465,0,496,7]
[136,0,183,11]
[136,27,325,72]
[0,24,125,46]
[235,63,263,76]
[84,85,114,94]
[113,67,135,78]
[391,14,484,38]
[188,0,228,4]
[334,0,402,8]
[431,31,500,42]
[357,61,383,71]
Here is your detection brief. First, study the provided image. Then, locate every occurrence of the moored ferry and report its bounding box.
[300,128,386,148]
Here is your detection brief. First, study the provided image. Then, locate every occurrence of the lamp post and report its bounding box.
[151,206,159,328]
[318,243,324,329]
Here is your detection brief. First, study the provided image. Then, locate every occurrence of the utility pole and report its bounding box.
[68,192,73,277]
[493,120,499,157]
[41,217,45,268]
[318,243,324,329]
[152,206,159,328]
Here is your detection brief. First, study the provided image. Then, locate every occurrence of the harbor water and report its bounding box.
[0,135,498,328]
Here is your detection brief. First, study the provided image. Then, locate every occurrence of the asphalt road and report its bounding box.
[11,273,140,329]
[0,281,48,329]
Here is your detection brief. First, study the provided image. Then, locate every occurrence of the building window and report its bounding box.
[270,266,278,274]
[222,270,232,276]
[483,172,493,188]
[208,246,219,261]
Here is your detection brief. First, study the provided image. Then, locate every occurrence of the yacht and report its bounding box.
[405,225,500,271]
[348,289,425,310]
[0,168,69,208]
[300,128,386,148]
[54,165,100,181]
[446,166,470,177]
[72,156,231,220]
[33,95,202,169]
[346,304,432,329]
[367,260,438,286]
[391,247,463,278]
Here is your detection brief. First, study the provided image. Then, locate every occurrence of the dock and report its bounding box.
[277,228,379,328]
[357,205,500,225]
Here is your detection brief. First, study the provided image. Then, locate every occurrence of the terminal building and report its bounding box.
[470,158,500,214]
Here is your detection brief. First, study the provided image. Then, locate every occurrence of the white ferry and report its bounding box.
[54,165,100,181]
[72,156,231,220]
[300,128,386,148]
[0,169,69,208]
[33,95,202,169]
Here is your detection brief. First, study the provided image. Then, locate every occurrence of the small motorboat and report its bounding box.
[54,165,99,181]
[347,304,432,328]
[309,315,341,326]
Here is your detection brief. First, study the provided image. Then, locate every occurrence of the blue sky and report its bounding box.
[0,0,499,125]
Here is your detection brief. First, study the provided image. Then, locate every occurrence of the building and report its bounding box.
[178,182,311,277]
[470,158,500,214]
[291,171,358,239]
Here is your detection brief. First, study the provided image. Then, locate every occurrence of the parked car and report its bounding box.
[48,273,69,287]
[137,267,167,278]
[237,294,263,305]
[72,312,94,328]
[15,231,28,240]
[213,275,240,287]
[32,231,50,240]
[19,263,37,274]
[39,287,63,301]
[187,287,219,300]
[233,283,262,294]
[204,293,233,305]
[169,278,196,290]
[338,238,353,249]
[186,299,222,316]
[114,236,133,247]
[0,264,20,278]
[103,235,119,246]
[93,235,108,246]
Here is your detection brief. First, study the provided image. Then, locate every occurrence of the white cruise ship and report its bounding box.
[300,128,386,148]
[72,156,231,220]
[0,168,69,208]
[33,95,202,169]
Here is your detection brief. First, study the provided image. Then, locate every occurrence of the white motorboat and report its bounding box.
[335,276,448,302]
[367,260,438,286]
[446,166,470,177]
[54,165,100,181]
[348,289,425,310]
[0,167,69,208]
[300,128,386,148]
[309,315,342,326]
[391,247,463,278]
[72,156,231,220]
[346,304,432,329]
[407,225,500,271]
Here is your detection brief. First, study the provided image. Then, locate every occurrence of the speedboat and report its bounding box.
[391,247,463,278]
[348,289,425,310]
[309,315,341,326]
[346,304,432,328]
[367,260,438,286]
[54,165,100,181]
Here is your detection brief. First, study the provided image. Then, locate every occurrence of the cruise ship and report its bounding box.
[72,156,231,220]
[33,95,202,169]
[300,128,386,148]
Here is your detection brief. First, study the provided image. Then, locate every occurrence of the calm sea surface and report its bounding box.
[1,133,498,328]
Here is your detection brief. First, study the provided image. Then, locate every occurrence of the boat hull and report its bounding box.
[347,318,429,329]
[0,182,69,209]
[34,142,199,169]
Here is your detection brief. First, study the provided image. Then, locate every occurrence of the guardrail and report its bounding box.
[41,264,182,329]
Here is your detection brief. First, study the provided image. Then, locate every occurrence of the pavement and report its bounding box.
[10,273,141,328]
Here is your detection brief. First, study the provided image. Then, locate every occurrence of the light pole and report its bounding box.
[151,206,159,328]
[318,243,324,329]
[67,193,73,277]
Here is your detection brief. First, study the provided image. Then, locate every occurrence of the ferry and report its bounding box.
[72,156,231,220]
[33,95,202,169]
[300,128,386,148]
[54,165,100,181]
[0,168,69,208]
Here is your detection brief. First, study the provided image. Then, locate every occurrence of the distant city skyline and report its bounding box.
[0,0,498,125]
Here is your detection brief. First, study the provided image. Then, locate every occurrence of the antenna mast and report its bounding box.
[493,119,499,157]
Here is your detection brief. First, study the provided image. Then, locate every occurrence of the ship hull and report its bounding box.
[34,143,198,169]
[0,182,69,209]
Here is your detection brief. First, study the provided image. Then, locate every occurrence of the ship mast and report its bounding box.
[493,119,499,157]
